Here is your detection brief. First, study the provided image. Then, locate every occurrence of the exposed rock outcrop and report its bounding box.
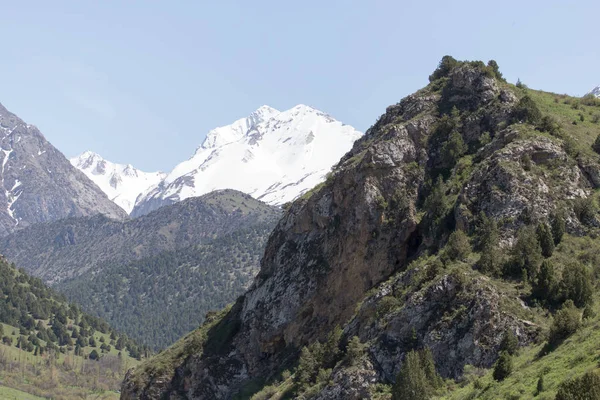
[122,60,600,399]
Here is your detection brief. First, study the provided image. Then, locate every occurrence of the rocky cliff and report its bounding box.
[121,58,600,399]
[0,102,126,235]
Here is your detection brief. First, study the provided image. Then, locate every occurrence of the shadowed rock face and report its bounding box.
[121,63,599,400]
[0,102,126,236]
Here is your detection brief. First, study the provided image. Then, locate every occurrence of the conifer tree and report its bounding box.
[493,351,513,381]
[536,222,555,258]
[393,350,431,400]
[551,211,566,245]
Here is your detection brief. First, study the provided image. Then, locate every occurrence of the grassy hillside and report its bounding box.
[0,256,144,399]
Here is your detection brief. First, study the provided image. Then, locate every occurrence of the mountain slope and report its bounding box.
[121,58,600,399]
[0,254,145,399]
[130,105,362,216]
[57,220,277,349]
[589,85,600,98]
[0,103,126,236]
[0,189,280,284]
[70,151,166,213]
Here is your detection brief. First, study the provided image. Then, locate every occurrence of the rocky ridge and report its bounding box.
[121,59,600,399]
[0,102,126,236]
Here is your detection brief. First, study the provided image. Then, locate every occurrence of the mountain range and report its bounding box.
[590,85,600,98]
[72,104,362,216]
[70,151,166,213]
[0,102,126,236]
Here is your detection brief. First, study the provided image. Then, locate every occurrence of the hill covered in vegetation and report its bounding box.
[0,255,146,399]
[121,57,600,400]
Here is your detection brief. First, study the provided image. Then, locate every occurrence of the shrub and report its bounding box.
[536,375,544,395]
[548,300,581,347]
[555,371,600,400]
[573,196,597,226]
[538,115,561,136]
[444,230,471,262]
[493,351,513,381]
[512,95,542,125]
[499,330,519,356]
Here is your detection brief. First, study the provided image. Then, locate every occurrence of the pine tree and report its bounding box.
[493,351,513,381]
[509,226,542,280]
[444,230,471,262]
[419,348,442,389]
[536,223,555,258]
[551,211,566,245]
[561,263,593,308]
[392,350,431,400]
[533,260,558,305]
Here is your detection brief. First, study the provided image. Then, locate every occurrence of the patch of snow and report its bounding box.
[136,104,362,210]
[70,151,167,213]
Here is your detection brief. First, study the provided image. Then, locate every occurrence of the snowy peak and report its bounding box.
[200,105,280,150]
[589,85,600,98]
[131,104,362,216]
[71,152,166,213]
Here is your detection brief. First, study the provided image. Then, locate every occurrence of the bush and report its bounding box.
[573,197,597,225]
[493,351,513,381]
[512,95,542,125]
[548,300,581,347]
[538,115,561,136]
[555,371,600,400]
[499,330,519,356]
[444,230,471,262]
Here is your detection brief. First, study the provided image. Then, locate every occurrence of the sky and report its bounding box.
[0,0,598,172]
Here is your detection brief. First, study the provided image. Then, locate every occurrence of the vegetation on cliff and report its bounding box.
[122,57,600,400]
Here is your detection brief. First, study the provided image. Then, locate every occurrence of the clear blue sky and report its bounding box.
[0,1,598,171]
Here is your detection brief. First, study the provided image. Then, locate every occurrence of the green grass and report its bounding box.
[0,386,45,400]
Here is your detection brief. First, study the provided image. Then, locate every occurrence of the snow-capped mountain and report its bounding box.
[130,105,362,216]
[0,102,126,236]
[70,151,166,213]
[589,85,600,98]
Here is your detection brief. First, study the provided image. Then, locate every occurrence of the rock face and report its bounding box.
[131,105,362,216]
[588,85,600,98]
[121,61,600,399]
[0,102,126,236]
